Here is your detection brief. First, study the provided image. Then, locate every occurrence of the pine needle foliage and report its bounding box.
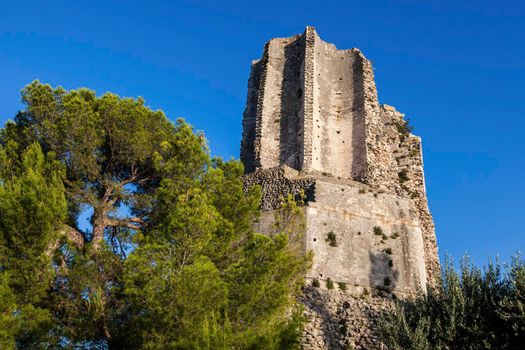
[0,82,312,349]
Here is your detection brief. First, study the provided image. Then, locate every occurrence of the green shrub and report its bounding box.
[373,226,383,236]
[338,282,347,291]
[378,255,525,350]
[312,278,320,288]
[390,232,400,239]
[395,118,413,136]
[326,278,334,290]
[326,231,338,247]
[398,169,409,183]
[384,247,393,255]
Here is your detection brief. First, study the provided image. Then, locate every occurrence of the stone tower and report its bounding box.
[241,27,439,348]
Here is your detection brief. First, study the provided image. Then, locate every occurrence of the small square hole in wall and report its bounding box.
[313,238,317,242]
[319,274,323,278]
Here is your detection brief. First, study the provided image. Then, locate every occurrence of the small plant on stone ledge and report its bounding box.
[398,169,409,183]
[326,278,334,289]
[373,226,383,236]
[326,231,338,247]
[395,118,414,136]
[312,278,320,288]
[358,188,366,194]
[390,232,400,239]
[338,282,347,291]
[384,247,393,255]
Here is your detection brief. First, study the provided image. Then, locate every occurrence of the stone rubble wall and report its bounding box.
[301,286,392,350]
[242,166,315,211]
[365,103,440,284]
[251,41,270,170]
[301,26,316,171]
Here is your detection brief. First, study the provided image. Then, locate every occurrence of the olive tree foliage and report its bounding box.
[378,255,525,350]
[0,82,311,349]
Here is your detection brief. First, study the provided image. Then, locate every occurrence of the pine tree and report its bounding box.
[0,143,67,347]
[1,82,312,348]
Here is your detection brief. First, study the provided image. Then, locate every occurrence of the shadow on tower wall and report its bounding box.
[279,37,305,171]
[368,251,400,294]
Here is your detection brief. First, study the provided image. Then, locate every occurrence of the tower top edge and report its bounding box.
[250,27,371,65]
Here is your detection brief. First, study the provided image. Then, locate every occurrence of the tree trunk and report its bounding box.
[92,209,107,250]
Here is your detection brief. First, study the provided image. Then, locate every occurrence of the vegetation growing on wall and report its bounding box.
[373,226,384,236]
[398,169,409,183]
[395,118,414,137]
[326,231,338,247]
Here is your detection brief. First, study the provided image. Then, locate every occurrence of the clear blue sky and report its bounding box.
[1,1,524,266]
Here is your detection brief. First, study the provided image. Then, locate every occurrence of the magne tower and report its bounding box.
[241,26,439,294]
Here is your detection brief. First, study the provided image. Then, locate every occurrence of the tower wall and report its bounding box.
[241,26,440,349]
[241,26,439,284]
[310,34,365,178]
[305,179,427,294]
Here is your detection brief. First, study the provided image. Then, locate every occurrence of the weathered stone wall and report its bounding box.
[301,286,392,350]
[246,168,427,294]
[365,104,440,284]
[301,26,316,172]
[279,36,306,169]
[305,177,427,294]
[242,166,315,211]
[240,34,307,171]
[311,34,365,179]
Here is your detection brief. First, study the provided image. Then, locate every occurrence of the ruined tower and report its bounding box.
[241,27,439,348]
